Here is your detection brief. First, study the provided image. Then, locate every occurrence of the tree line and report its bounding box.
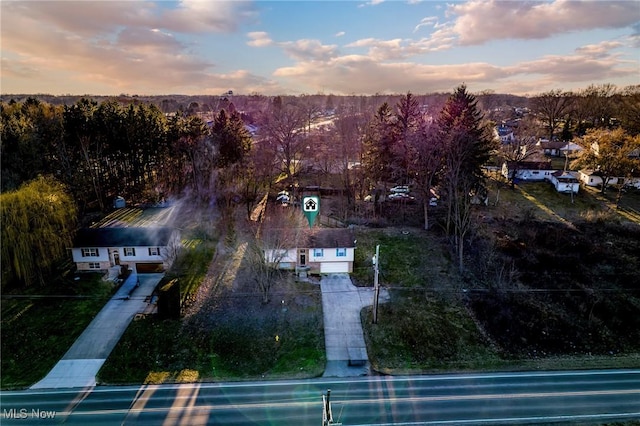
[2,84,639,287]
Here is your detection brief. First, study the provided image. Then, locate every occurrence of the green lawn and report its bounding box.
[353,228,456,289]
[98,216,325,385]
[98,282,325,384]
[354,228,501,373]
[1,273,114,389]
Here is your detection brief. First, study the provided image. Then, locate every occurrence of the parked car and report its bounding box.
[388,192,415,202]
[276,191,290,205]
[390,185,410,194]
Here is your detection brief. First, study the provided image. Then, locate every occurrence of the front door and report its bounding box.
[113,251,120,266]
[298,249,307,266]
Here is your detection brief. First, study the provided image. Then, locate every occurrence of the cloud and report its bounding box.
[1,1,256,37]
[273,39,636,95]
[345,36,454,61]
[0,0,272,94]
[160,0,257,34]
[247,31,273,47]
[274,55,507,94]
[358,0,385,7]
[335,31,346,38]
[510,41,635,83]
[447,0,640,45]
[280,39,339,62]
[413,16,438,33]
[248,33,339,62]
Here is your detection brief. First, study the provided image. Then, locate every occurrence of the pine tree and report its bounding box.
[438,85,494,271]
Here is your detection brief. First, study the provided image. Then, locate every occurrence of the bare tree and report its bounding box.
[409,120,443,230]
[250,207,305,304]
[260,98,307,181]
[531,90,573,142]
[618,85,640,136]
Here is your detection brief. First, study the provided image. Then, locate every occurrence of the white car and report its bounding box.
[276,191,290,204]
[388,193,415,203]
[390,185,410,194]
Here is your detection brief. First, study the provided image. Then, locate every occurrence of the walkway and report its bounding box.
[320,273,389,377]
[31,273,164,389]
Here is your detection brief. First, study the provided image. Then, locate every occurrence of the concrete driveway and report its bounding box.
[31,273,163,389]
[320,273,389,377]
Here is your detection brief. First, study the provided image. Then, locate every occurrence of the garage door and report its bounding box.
[136,263,164,273]
[320,262,350,274]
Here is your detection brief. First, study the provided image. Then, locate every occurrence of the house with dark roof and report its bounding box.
[264,228,356,274]
[72,227,180,274]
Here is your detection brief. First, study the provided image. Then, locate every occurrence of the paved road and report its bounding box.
[3,370,639,425]
[30,274,164,389]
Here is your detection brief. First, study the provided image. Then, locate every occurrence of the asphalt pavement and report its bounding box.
[320,273,389,377]
[5,370,640,425]
[30,273,163,389]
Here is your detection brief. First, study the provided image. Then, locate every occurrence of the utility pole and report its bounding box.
[322,389,341,425]
[372,244,380,324]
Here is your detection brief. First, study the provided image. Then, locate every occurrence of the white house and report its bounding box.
[578,169,640,190]
[549,171,580,193]
[72,227,180,274]
[502,161,555,182]
[559,142,584,157]
[265,228,356,274]
[495,124,515,144]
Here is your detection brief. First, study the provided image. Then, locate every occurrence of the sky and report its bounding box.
[1,0,639,96]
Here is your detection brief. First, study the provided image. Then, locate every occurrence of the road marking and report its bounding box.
[40,387,640,418]
[11,368,640,395]
[353,412,640,426]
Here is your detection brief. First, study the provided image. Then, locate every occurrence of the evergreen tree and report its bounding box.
[438,84,494,271]
[362,102,398,190]
[213,109,252,168]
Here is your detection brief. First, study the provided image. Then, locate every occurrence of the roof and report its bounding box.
[74,227,175,248]
[504,160,553,170]
[303,228,356,249]
[551,171,579,182]
[538,141,565,150]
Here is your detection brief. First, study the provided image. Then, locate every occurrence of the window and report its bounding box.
[314,248,324,257]
[81,248,99,257]
[336,248,347,257]
[88,262,101,269]
[124,247,136,257]
[148,247,160,256]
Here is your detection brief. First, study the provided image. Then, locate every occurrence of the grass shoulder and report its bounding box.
[1,273,114,389]
[354,209,640,375]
